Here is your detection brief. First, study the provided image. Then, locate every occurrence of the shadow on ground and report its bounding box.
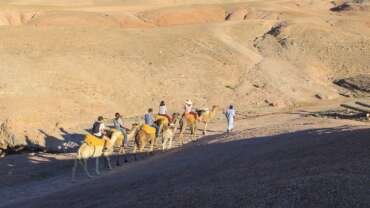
[1,125,370,208]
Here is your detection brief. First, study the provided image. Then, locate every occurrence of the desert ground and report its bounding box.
[0,0,370,207]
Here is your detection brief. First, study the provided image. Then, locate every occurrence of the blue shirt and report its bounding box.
[144,113,154,125]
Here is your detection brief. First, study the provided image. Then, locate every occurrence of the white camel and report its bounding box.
[161,113,180,150]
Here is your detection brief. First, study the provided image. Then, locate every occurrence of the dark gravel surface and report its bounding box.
[2,126,370,208]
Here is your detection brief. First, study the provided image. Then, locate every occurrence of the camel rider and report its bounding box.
[144,108,160,138]
[92,116,108,138]
[183,99,197,119]
[184,99,193,114]
[225,105,236,133]
[113,112,129,147]
[158,100,172,123]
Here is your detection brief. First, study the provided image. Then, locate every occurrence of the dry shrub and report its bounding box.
[0,120,16,157]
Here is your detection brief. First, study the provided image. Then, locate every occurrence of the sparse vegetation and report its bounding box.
[0,120,15,158]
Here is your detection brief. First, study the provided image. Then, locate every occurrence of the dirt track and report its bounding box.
[1,110,370,208]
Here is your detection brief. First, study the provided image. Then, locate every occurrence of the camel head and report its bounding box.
[211,105,219,115]
[130,123,140,131]
[172,112,180,119]
[171,113,181,124]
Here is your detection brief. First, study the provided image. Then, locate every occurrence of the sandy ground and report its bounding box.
[0,0,369,147]
[1,103,370,207]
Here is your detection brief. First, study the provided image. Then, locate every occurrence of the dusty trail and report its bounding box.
[213,23,264,91]
[1,109,369,207]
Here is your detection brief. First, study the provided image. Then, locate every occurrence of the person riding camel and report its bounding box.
[158,100,172,123]
[113,112,129,147]
[92,116,108,138]
[183,99,197,119]
[144,108,160,138]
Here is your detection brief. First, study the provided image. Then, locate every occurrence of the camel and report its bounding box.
[154,114,170,139]
[178,112,198,145]
[196,105,218,135]
[71,124,139,181]
[133,124,157,155]
[161,113,180,150]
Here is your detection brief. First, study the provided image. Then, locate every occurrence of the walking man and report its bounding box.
[225,105,235,133]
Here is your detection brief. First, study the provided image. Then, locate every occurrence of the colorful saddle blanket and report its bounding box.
[84,134,106,146]
[142,124,156,135]
[185,112,197,122]
[154,114,168,121]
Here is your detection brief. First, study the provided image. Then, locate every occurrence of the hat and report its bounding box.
[185,99,192,105]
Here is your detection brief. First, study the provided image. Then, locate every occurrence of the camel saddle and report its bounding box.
[154,114,170,125]
[84,134,107,147]
[142,124,156,136]
[154,114,168,122]
[184,112,197,122]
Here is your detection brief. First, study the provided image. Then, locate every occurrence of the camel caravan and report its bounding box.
[71,100,227,181]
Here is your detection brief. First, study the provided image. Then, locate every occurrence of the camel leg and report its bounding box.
[150,136,155,152]
[189,124,194,141]
[169,135,173,149]
[95,157,101,175]
[123,147,128,163]
[157,124,162,143]
[105,156,112,170]
[162,136,167,151]
[203,121,208,135]
[192,123,197,141]
[116,147,127,166]
[82,159,92,178]
[133,143,138,160]
[116,149,121,166]
[116,147,122,166]
[71,159,78,182]
[179,121,186,145]
[139,142,145,153]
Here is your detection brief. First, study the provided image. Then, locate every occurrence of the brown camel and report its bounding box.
[133,124,157,154]
[154,114,170,138]
[71,124,139,182]
[196,105,218,135]
[178,112,198,145]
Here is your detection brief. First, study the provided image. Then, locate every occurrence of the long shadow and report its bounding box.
[39,128,85,153]
[1,126,370,208]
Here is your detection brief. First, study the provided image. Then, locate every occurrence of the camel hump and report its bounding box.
[198,108,210,112]
[84,134,106,146]
[196,108,209,116]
